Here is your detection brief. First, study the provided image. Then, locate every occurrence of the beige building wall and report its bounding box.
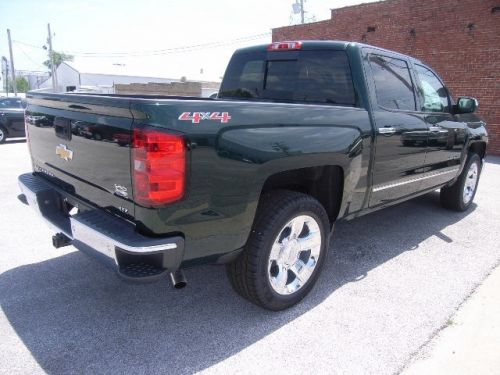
[114,81,202,97]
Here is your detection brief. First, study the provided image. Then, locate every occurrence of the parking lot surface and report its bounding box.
[1,139,499,375]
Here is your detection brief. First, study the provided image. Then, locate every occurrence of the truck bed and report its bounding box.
[25,90,371,263]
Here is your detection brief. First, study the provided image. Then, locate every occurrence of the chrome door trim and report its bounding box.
[372,167,459,192]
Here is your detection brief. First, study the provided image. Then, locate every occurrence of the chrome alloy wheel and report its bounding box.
[463,162,479,205]
[268,215,322,295]
[0,128,4,142]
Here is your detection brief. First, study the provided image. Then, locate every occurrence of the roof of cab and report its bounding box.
[235,40,423,64]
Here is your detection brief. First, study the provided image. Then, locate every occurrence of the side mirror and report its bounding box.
[456,97,478,114]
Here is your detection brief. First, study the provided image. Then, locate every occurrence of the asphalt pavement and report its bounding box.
[1,138,499,375]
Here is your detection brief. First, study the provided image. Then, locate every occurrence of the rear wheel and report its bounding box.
[440,153,482,211]
[0,126,6,144]
[226,190,330,310]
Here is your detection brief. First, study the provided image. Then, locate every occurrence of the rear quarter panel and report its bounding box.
[131,99,372,264]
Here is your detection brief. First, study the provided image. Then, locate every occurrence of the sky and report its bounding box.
[0,0,378,82]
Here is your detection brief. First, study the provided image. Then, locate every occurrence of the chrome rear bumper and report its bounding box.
[18,173,184,275]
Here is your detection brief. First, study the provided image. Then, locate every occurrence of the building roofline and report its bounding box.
[272,19,332,32]
[62,61,177,81]
[330,0,393,13]
[59,61,80,75]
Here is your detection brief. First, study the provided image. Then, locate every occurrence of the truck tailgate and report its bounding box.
[25,94,135,218]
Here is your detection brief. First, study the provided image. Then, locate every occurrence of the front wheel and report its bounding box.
[226,190,330,310]
[440,153,482,211]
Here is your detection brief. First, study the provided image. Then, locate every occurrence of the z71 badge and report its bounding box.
[178,112,231,124]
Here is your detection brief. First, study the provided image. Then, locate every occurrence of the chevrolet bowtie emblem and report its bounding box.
[56,144,73,161]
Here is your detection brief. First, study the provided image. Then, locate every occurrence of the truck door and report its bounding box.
[365,53,429,207]
[412,63,465,190]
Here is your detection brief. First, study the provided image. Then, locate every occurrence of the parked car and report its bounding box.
[0,97,26,143]
[18,41,487,310]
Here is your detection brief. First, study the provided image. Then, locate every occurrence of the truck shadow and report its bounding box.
[0,192,476,374]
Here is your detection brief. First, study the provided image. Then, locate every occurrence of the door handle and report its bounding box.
[378,126,396,135]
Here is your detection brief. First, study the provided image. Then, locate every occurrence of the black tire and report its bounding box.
[440,153,482,211]
[226,190,330,311]
[0,126,7,144]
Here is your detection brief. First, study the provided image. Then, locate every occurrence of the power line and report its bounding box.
[12,40,42,49]
[14,43,47,71]
[66,32,271,56]
[12,32,271,58]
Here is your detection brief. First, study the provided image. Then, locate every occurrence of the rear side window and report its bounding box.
[414,64,450,112]
[219,50,356,106]
[369,55,416,111]
[0,98,22,108]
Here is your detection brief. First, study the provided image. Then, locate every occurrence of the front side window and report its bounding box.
[369,55,416,111]
[414,64,450,112]
[219,50,356,106]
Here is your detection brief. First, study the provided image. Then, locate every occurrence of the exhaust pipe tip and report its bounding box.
[169,269,187,289]
[52,232,72,248]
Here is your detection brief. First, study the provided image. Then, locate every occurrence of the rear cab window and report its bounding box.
[219,49,357,107]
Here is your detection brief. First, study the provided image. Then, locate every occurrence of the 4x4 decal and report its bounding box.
[178,112,231,124]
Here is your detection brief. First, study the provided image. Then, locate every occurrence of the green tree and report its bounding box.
[8,77,30,93]
[43,51,74,71]
[16,77,30,92]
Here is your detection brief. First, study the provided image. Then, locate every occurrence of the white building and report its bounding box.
[40,61,177,93]
[16,70,50,90]
[39,61,219,97]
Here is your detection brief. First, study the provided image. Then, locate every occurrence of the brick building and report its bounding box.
[273,0,500,155]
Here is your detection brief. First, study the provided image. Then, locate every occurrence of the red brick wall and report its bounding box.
[273,0,500,155]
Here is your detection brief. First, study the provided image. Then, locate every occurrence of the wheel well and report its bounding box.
[469,142,486,159]
[260,166,344,225]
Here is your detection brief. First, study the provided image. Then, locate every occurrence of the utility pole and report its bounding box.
[300,0,305,24]
[1,56,8,95]
[293,0,305,24]
[7,29,17,96]
[47,23,57,91]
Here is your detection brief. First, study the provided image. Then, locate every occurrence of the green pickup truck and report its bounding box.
[19,41,487,310]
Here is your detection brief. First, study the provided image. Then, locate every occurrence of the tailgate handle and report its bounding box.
[54,117,72,141]
[68,104,90,111]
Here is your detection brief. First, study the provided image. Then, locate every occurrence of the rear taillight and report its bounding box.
[132,127,186,207]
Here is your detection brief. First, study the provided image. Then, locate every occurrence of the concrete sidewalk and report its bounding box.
[402,264,500,375]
